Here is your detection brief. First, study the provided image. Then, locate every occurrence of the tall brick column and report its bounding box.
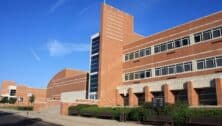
[144,86,153,103]
[215,78,222,106]
[163,84,175,104]
[128,88,138,106]
[116,89,124,106]
[187,81,199,106]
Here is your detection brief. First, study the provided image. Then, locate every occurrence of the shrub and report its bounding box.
[8,98,17,104]
[17,106,33,111]
[0,97,9,103]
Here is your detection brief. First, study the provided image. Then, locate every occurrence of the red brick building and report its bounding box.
[88,4,222,107]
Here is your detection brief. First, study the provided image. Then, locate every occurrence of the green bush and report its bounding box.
[8,98,17,104]
[17,106,33,111]
[0,97,9,103]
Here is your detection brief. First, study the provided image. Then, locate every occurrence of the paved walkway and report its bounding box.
[0,109,151,126]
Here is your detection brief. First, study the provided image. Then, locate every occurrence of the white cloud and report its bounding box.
[49,0,66,13]
[30,48,41,61]
[47,40,89,56]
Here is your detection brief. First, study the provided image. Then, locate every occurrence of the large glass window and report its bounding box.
[10,90,16,96]
[213,27,221,38]
[161,67,168,75]
[176,63,183,73]
[90,74,98,92]
[129,53,134,60]
[135,51,139,58]
[145,47,151,56]
[145,70,152,78]
[174,39,181,48]
[182,37,190,46]
[139,71,145,79]
[154,45,160,53]
[160,43,167,52]
[140,49,145,57]
[194,33,202,43]
[91,37,100,54]
[90,55,99,73]
[125,74,129,81]
[129,73,134,80]
[197,60,205,69]
[184,62,192,72]
[206,58,216,68]
[134,72,140,79]
[216,56,222,67]
[125,54,129,61]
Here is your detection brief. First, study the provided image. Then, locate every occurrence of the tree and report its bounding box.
[0,97,9,103]
[29,95,35,104]
[8,98,17,104]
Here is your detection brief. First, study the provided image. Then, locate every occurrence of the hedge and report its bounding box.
[68,103,222,125]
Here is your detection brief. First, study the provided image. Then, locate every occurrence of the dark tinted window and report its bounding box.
[203,30,212,40]
[175,39,181,48]
[176,64,183,73]
[194,33,202,43]
[216,56,222,66]
[182,37,190,46]
[168,65,175,74]
[184,62,192,71]
[197,60,205,69]
[213,28,221,38]
[167,42,174,50]
[154,45,160,53]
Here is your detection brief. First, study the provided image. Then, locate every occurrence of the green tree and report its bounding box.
[29,95,35,104]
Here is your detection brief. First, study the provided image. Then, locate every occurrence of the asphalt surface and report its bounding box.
[0,111,62,126]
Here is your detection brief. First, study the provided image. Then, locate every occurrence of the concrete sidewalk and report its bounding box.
[0,109,150,126]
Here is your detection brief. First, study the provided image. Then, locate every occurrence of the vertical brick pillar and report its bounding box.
[116,89,124,106]
[144,86,153,103]
[128,88,138,106]
[215,78,222,106]
[187,81,199,106]
[163,84,175,104]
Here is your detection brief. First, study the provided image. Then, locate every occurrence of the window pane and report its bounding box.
[160,43,167,51]
[216,56,222,67]
[206,58,216,68]
[168,65,175,74]
[125,74,129,81]
[146,70,151,78]
[167,41,174,50]
[161,67,168,75]
[125,54,129,61]
[145,47,151,56]
[140,71,145,79]
[135,51,139,58]
[194,33,202,43]
[154,45,160,53]
[129,53,134,60]
[134,72,140,79]
[176,64,184,73]
[140,49,145,57]
[182,37,190,46]
[213,28,221,38]
[203,30,212,40]
[155,68,161,76]
[175,39,181,48]
[129,73,134,80]
[197,60,205,69]
[184,62,192,71]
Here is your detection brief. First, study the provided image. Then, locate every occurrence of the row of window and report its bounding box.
[197,56,222,70]
[194,26,222,43]
[154,36,190,53]
[124,26,222,62]
[125,47,151,61]
[91,37,100,54]
[155,62,192,76]
[125,69,152,81]
[124,56,222,81]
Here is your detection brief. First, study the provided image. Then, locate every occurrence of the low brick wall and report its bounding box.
[33,100,60,112]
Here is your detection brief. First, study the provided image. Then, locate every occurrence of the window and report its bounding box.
[155,68,161,76]
[194,33,202,43]
[154,45,160,53]
[145,47,151,56]
[125,74,129,81]
[161,67,168,75]
[167,41,174,50]
[213,27,221,38]
[182,37,190,46]
[206,58,216,68]
[216,56,222,67]
[129,73,134,80]
[125,54,129,61]
[176,64,184,73]
[135,51,139,58]
[140,49,145,57]
[160,43,167,51]
[134,72,140,79]
[168,65,175,74]
[203,30,212,40]
[197,60,205,69]
[184,62,192,71]
[174,39,181,48]
[145,70,151,78]
[129,53,134,60]
[140,71,145,79]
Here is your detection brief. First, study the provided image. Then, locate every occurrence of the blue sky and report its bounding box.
[0,0,222,88]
